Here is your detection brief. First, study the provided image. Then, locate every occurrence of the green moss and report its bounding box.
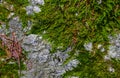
[62,50,118,77]
[0,0,30,28]
[0,48,26,78]
[30,0,120,77]
[31,0,120,51]
[1,0,120,77]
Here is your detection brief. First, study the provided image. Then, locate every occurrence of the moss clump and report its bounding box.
[0,0,30,28]
[31,0,120,52]
[30,0,120,77]
[0,48,26,78]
